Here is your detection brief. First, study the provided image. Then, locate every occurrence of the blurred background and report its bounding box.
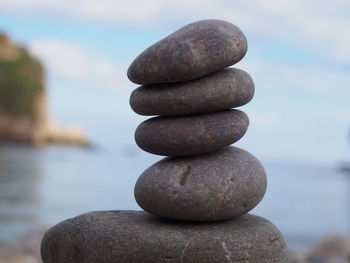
[0,0,350,262]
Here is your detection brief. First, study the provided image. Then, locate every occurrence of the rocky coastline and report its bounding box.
[0,33,88,146]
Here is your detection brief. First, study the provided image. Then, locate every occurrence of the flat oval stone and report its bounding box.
[135,109,248,156]
[128,20,247,85]
[41,211,288,263]
[130,68,254,116]
[135,146,266,221]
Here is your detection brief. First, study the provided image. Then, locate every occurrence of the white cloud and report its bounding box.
[28,39,131,93]
[0,0,163,26]
[5,1,350,120]
[1,0,349,64]
[239,59,350,95]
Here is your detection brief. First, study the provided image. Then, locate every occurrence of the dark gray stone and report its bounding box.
[135,146,266,221]
[135,109,248,156]
[41,211,288,263]
[130,68,254,116]
[127,20,247,85]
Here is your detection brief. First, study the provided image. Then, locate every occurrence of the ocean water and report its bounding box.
[0,142,349,251]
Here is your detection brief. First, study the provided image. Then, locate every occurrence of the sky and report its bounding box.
[0,0,350,164]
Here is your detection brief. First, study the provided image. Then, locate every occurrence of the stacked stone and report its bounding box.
[40,20,287,263]
[130,19,262,222]
[128,19,287,261]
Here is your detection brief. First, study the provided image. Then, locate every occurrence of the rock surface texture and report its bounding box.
[135,146,267,221]
[135,109,249,156]
[130,68,254,116]
[41,19,287,262]
[127,19,247,85]
[41,211,288,263]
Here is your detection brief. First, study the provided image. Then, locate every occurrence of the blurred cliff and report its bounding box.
[0,33,88,146]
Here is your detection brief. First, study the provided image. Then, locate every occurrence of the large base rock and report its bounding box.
[41,211,287,263]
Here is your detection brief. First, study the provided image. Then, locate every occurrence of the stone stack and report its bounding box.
[40,20,287,263]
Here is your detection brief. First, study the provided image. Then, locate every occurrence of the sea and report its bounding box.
[0,142,349,251]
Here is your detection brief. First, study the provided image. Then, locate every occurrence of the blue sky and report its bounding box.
[0,0,350,164]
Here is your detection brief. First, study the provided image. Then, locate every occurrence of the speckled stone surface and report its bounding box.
[41,211,288,263]
[135,109,249,156]
[130,68,254,116]
[127,19,247,85]
[135,146,267,221]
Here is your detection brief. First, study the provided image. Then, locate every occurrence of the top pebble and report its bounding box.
[127,19,247,85]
